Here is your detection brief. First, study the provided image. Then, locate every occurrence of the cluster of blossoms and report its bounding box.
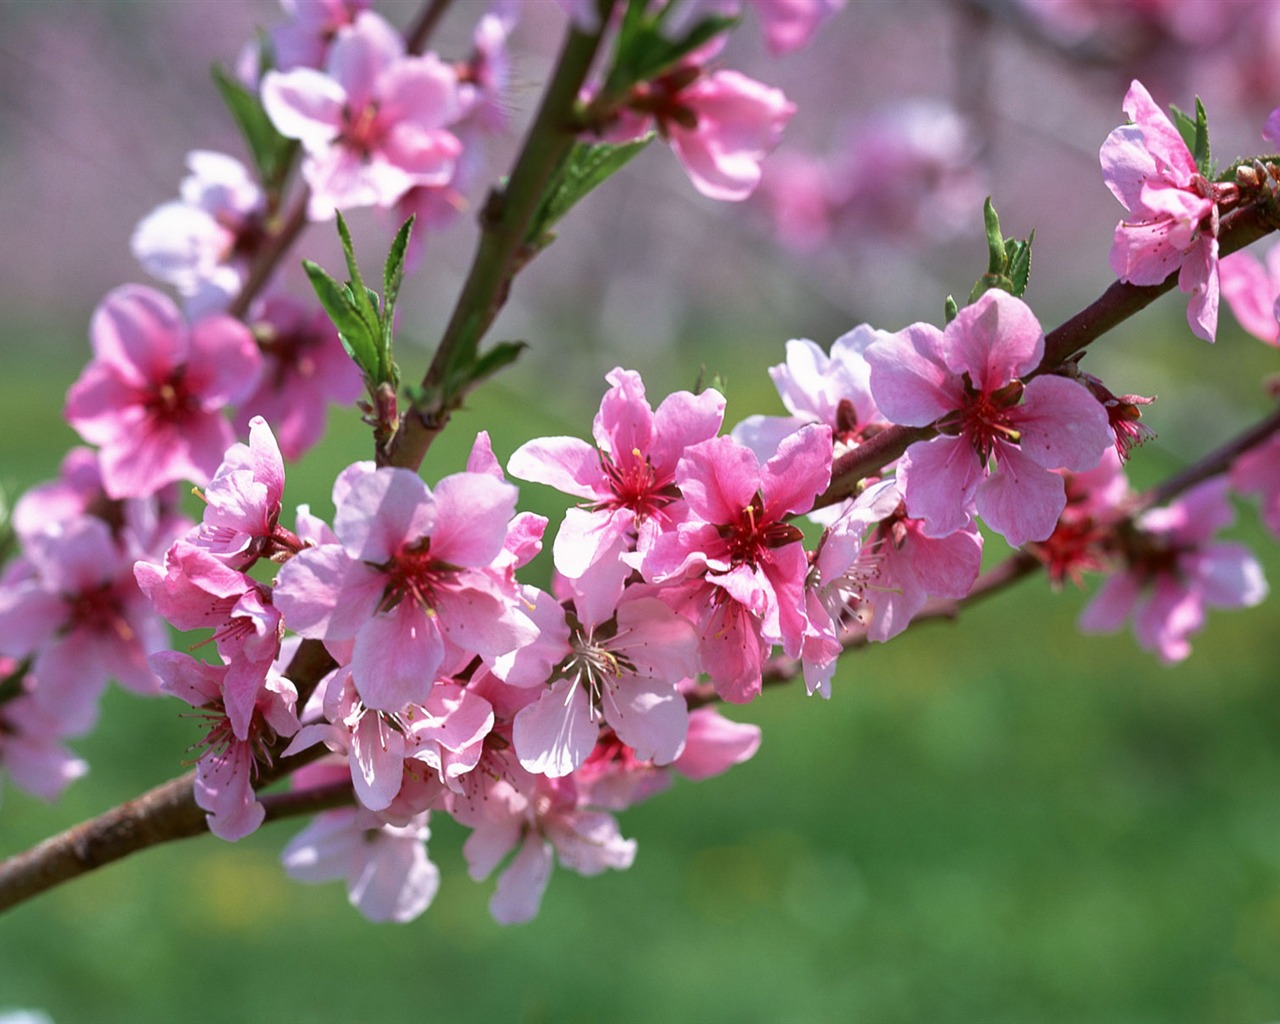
[1,1,1278,930]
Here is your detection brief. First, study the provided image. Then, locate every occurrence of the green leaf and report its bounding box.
[383,216,415,322]
[621,15,738,88]
[211,63,292,189]
[1170,98,1212,177]
[968,197,1034,302]
[944,295,959,324]
[527,136,653,248]
[983,198,1005,276]
[1007,230,1034,298]
[303,260,380,381]
[335,212,380,327]
[468,340,528,386]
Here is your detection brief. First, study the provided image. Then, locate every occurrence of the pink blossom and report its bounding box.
[1101,79,1221,341]
[261,11,463,220]
[751,0,846,55]
[283,665,407,812]
[461,775,635,925]
[406,681,496,794]
[833,481,983,644]
[1219,243,1280,346]
[1265,107,1280,148]
[282,786,439,923]
[733,326,885,462]
[456,11,516,135]
[134,541,282,739]
[616,64,794,201]
[63,285,262,499]
[865,290,1113,546]
[1231,434,1280,539]
[1030,447,1132,588]
[11,447,188,560]
[272,463,536,712]
[512,588,697,778]
[0,661,89,803]
[130,151,266,316]
[194,416,290,568]
[236,294,363,460]
[508,367,725,581]
[642,424,833,702]
[269,0,371,72]
[799,480,898,693]
[152,649,299,841]
[0,515,168,728]
[758,100,985,250]
[1078,477,1268,662]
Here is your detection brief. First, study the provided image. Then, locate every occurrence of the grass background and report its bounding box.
[0,308,1278,1023]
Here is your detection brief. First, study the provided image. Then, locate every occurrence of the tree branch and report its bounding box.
[384,7,615,472]
[816,200,1280,509]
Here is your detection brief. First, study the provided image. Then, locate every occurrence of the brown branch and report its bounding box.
[225,192,310,321]
[817,200,1280,509]
[262,779,356,821]
[404,0,453,56]
[1135,400,1280,514]
[0,772,204,913]
[383,7,615,472]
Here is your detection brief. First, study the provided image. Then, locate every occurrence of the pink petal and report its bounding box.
[490,832,553,925]
[426,472,517,568]
[261,67,347,149]
[351,601,444,711]
[1014,374,1112,472]
[865,322,959,425]
[897,436,980,537]
[976,443,1067,546]
[512,678,597,778]
[506,436,607,500]
[672,708,761,780]
[943,290,1044,386]
[89,285,187,388]
[350,710,406,810]
[602,676,688,765]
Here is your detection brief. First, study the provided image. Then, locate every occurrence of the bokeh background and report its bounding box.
[1,1,1279,1020]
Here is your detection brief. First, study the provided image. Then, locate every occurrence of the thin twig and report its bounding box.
[384,8,616,471]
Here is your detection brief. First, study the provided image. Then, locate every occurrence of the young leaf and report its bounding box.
[1007,230,1034,298]
[211,63,292,190]
[303,259,380,381]
[468,340,528,387]
[526,136,653,248]
[383,216,415,322]
[983,198,1005,276]
[335,212,381,328]
[1170,98,1212,177]
[610,13,739,92]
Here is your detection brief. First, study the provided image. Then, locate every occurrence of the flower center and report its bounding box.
[939,376,1024,464]
[342,102,384,159]
[376,538,457,614]
[146,373,198,424]
[598,449,676,521]
[719,495,805,569]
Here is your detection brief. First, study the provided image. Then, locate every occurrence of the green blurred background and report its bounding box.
[3,1,1280,1021]
[1,313,1279,1022]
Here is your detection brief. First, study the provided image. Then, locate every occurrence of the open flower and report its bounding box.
[64,285,262,499]
[1101,79,1221,341]
[1078,477,1268,662]
[866,290,1112,546]
[273,463,536,712]
[261,11,463,220]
